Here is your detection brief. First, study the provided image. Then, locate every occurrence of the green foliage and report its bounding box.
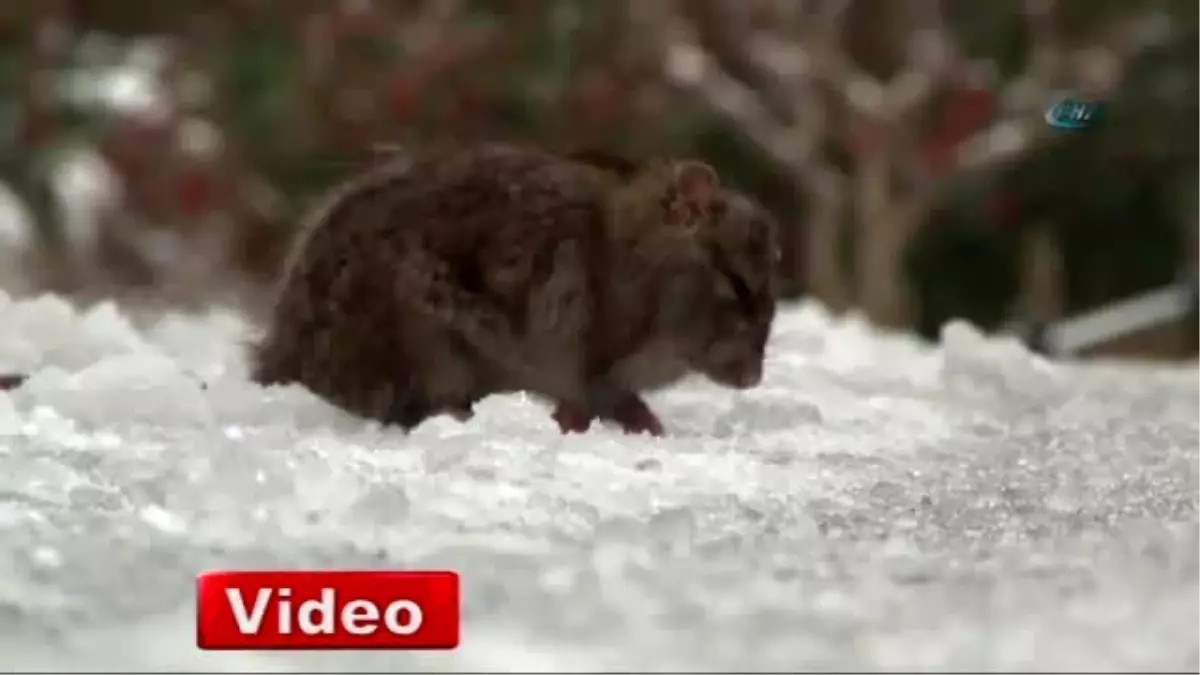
[943,0,1030,79]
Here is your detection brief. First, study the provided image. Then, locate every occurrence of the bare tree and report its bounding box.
[631,0,1176,330]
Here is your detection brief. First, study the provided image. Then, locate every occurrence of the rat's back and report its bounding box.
[250,142,615,427]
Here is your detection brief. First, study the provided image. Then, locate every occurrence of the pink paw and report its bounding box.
[552,402,593,434]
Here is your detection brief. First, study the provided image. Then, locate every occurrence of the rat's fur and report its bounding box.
[251,143,778,434]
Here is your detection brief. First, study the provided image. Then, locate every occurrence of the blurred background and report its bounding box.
[0,0,1195,361]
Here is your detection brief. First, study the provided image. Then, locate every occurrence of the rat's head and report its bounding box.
[567,150,779,389]
[677,191,779,389]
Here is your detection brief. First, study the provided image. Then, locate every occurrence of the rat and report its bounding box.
[250,142,779,436]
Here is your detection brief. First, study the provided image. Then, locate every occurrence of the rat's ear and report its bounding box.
[672,161,720,210]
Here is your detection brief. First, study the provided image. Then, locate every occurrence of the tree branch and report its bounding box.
[677,0,801,125]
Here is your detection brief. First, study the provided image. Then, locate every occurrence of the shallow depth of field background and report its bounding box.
[0,0,1195,358]
[0,3,1197,672]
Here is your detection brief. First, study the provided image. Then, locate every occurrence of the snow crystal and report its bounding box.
[0,392,21,437]
[137,505,188,536]
[0,294,1195,672]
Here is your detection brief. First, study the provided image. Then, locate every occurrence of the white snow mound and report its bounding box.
[0,292,1196,672]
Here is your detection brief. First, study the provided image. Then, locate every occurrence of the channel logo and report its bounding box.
[1044,97,1105,132]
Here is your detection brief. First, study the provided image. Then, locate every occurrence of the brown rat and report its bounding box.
[250,142,778,435]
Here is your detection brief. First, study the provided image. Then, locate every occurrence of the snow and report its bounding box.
[0,289,1196,672]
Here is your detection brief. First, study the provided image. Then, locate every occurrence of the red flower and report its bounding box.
[386,70,425,121]
[921,86,996,174]
[174,160,222,219]
[987,192,1020,227]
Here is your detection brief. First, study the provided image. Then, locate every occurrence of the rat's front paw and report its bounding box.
[552,402,593,434]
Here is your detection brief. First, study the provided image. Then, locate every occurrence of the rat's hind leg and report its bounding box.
[552,401,593,434]
[325,345,437,431]
[391,322,489,427]
[360,356,469,431]
[272,313,442,431]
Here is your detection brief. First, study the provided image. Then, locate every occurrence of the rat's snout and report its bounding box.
[703,348,764,389]
[735,361,762,388]
[729,356,763,388]
[697,317,771,389]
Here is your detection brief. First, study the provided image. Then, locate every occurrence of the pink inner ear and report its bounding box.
[675,162,718,204]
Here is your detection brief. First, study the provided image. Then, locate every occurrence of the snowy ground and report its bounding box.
[0,290,1196,672]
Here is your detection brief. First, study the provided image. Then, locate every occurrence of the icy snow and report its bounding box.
[0,290,1196,672]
